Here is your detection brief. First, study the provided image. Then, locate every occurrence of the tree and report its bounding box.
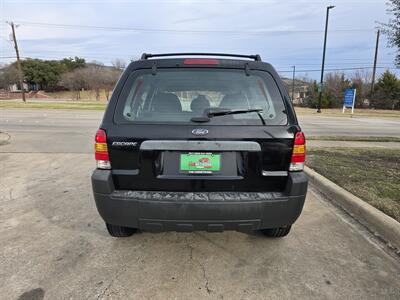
[103,68,122,101]
[60,68,87,100]
[21,59,67,90]
[381,0,400,66]
[0,64,19,91]
[83,63,122,101]
[323,72,350,108]
[7,57,87,91]
[61,57,86,71]
[307,80,319,107]
[59,62,122,101]
[350,70,372,108]
[83,64,104,101]
[293,77,319,108]
[372,70,400,109]
[111,59,126,70]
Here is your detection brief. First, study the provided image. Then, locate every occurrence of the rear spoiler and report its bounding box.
[141,52,262,62]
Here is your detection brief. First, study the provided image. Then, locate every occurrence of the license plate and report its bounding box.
[180,152,221,174]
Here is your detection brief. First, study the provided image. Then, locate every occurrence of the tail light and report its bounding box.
[289,132,306,171]
[183,59,219,65]
[95,129,111,169]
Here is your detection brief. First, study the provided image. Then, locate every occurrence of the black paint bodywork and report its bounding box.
[92,55,308,232]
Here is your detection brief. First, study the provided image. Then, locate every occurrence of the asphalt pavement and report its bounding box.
[299,114,400,137]
[1,108,400,299]
[1,109,399,153]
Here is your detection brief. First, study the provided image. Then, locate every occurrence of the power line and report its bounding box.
[10,50,396,63]
[274,60,395,66]
[278,66,399,73]
[14,51,396,64]
[4,48,396,64]
[2,53,397,70]
[8,55,396,69]
[13,21,375,35]
[2,56,396,73]
[5,47,393,61]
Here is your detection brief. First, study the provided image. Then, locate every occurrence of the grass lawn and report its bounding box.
[307,136,400,143]
[0,101,106,110]
[307,147,400,222]
[44,90,111,101]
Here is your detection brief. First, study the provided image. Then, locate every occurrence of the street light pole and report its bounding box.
[317,5,335,113]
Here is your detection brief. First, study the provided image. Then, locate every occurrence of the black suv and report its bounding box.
[91,53,308,238]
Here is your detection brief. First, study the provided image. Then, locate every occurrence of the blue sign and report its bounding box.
[343,89,356,108]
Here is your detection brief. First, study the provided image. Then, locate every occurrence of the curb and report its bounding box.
[304,166,400,251]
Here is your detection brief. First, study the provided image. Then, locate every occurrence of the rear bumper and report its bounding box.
[91,170,308,232]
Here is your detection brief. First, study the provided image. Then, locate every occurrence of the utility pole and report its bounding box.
[370,29,380,98]
[317,5,335,113]
[291,65,296,101]
[9,21,26,102]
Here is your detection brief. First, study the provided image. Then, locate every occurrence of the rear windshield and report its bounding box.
[115,68,287,125]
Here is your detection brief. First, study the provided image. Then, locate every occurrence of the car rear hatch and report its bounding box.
[99,59,301,192]
[106,125,294,192]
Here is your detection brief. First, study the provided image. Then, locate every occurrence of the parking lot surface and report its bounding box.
[1,109,400,299]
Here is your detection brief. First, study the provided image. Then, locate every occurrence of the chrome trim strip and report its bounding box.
[140,140,261,152]
[262,170,288,177]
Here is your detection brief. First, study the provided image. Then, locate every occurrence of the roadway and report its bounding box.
[1,109,399,153]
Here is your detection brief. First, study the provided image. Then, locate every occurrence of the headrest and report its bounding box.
[190,95,210,113]
[219,94,247,110]
[152,93,182,112]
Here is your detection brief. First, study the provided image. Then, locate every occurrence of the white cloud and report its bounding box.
[1,0,398,78]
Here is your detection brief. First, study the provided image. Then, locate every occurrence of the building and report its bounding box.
[281,77,311,105]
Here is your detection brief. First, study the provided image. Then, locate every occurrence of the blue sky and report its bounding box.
[1,0,399,79]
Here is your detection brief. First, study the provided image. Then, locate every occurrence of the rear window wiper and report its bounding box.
[191,108,265,125]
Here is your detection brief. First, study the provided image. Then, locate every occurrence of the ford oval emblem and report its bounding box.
[192,128,209,136]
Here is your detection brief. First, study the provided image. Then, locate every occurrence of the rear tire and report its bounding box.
[106,223,137,237]
[261,225,291,238]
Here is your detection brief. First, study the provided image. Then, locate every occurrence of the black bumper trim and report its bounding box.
[91,169,308,232]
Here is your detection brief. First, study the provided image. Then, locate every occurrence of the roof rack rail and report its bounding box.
[140,52,262,61]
